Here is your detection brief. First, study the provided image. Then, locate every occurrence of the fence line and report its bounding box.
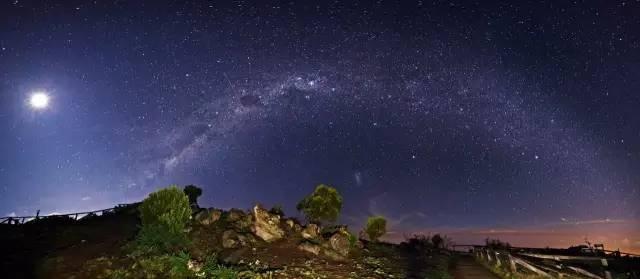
[472,246,639,279]
[0,203,137,225]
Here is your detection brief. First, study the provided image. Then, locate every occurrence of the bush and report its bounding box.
[134,253,193,279]
[167,251,193,278]
[432,234,443,249]
[402,234,432,251]
[365,216,387,242]
[296,184,342,224]
[201,256,238,279]
[183,185,202,207]
[139,186,192,235]
[347,232,358,248]
[136,224,189,254]
[485,238,511,250]
[137,186,191,252]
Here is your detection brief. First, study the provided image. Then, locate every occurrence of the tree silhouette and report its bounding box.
[183,185,202,207]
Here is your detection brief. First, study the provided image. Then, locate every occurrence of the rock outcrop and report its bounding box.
[194,208,222,225]
[252,205,284,242]
[301,223,320,240]
[222,230,240,248]
[227,208,253,231]
[297,242,321,255]
[328,230,351,257]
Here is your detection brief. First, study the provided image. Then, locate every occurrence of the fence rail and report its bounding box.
[0,203,137,225]
[472,246,640,279]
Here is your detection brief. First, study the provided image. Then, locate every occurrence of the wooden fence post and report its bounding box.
[508,254,517,272]
[494,251,502,268]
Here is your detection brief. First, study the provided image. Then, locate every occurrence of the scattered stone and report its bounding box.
[194,208,222,225]
[223,247,249,264]
[322,248,347,262]
[187,259,202,272]
[252,205,285,242]
[227,208,246,222]
[298,242,321,255]
[285,219,295,229]
[301,223,320,240]
[284,218,303,233]
[237,233,257,246]
[222,230,240,248]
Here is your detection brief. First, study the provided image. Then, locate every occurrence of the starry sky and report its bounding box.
[1,1,639,252]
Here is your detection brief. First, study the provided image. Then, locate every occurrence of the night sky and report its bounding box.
[1,1,639,252]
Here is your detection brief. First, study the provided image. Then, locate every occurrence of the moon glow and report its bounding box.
[29,92,50,109]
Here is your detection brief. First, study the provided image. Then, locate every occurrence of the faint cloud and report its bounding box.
[546,218,633,227]
[7,212,16,217]
[473,229,521,235]
[81,196,92,201]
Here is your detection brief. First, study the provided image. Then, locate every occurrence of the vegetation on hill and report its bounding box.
[1,184,456,279]
[365,215,387,242]
[296,184,343,225]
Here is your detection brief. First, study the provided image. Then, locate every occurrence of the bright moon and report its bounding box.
[29,92,50,109]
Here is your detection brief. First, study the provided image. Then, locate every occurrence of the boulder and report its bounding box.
[222,247,249,264]
[297,242,321,255]
[284,218,303,232]
[252,205,285,242]
[323,248,347,262]
[222,230,239,248]
[227,208,246,221]
[237,233,257,246]
[227,209,253,231]
[187,260,202,273]
[329,230,351,256]
[358,230,369,241]
[194,208,222,225]
[301,223,320,240]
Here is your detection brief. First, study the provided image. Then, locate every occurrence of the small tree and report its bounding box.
[183,185,202,207]
[432,234,444,249]
[296,184,343,224]
[138,186,192,251]
[365,216,387,242]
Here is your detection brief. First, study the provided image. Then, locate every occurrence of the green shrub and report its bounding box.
[139,186,192,235]
[347,231,358,248]
[137,186,191,252]
[365,215,387,242]
[137,255,171,278]
[106,251,193,279]
[136,224,189,253]
[296,184,342,224]
[167,251,193,278]
[201,256,238,279]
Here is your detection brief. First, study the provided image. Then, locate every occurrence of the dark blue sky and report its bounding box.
[1,0,639,250]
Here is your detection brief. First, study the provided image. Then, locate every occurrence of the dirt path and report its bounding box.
[453,255,500,279]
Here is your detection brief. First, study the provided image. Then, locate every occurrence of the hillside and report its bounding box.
[0,201,453,278]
